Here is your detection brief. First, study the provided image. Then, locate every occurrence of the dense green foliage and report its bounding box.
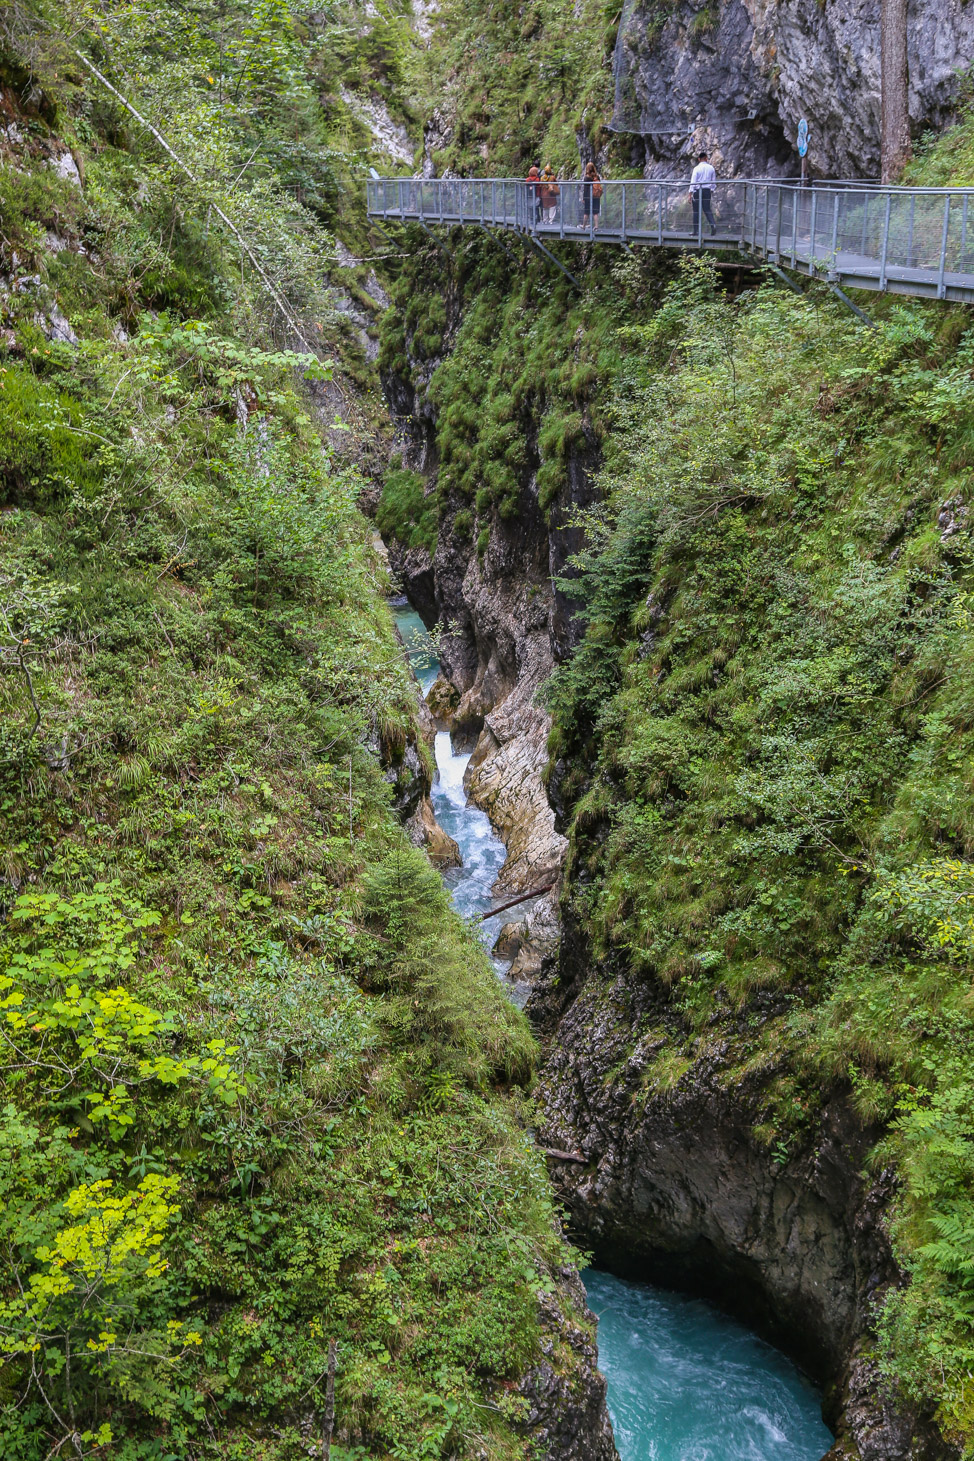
[0,5,593,1458]
[378,243,668,552]
[416,0,619,175]
[540,254,974,1446]
[376,465,438,552]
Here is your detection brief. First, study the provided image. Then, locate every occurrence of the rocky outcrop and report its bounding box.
[515,1265,619,1461]
[494,892,561,983]
[612,0,795,177]
[389,519,567,898]
[611,0,974,181]
[527,932,957,1461]
[461,663,565,895]
[403,792,461,865]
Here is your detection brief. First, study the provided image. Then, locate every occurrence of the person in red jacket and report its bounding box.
[525,164,541,227]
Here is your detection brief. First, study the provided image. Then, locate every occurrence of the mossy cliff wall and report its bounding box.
[417,0,974,182]
[376,241,675,917]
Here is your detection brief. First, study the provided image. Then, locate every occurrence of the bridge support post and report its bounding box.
[523,232,582,289]
[938,195,951,299]
[829,283,876,329]
[371,220,401,249]
[415,219,455,260]
[879,194,891,289]
[762,260,804,296]
[477,223,516,263]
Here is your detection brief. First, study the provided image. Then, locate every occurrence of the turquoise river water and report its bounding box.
[394,602,834,1461]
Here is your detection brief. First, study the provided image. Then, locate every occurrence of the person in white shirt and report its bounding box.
[688,152,718,236]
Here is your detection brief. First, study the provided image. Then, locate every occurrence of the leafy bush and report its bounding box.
[375,467,438,553]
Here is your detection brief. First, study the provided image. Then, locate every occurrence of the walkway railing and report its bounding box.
[367,177,974,305]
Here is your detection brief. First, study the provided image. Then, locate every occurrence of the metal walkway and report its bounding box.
[367,177,974,304]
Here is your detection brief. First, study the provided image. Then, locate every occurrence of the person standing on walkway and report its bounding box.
[582,161,602,229]
[526,164,542,227]
[689,151,718,236]
[539,164,560,225]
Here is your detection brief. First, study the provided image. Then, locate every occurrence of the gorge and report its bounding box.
[4,0,974,1458]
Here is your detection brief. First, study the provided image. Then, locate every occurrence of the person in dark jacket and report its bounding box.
[525,164,541,227]
[582,161,602,229]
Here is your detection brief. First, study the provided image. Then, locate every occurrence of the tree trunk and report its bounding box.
[322,1339,337,1460]
[880,0,910,182]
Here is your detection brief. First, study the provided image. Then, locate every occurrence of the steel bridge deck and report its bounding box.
[367,177,974,305]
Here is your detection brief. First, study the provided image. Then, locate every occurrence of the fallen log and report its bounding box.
[477,883,554,922]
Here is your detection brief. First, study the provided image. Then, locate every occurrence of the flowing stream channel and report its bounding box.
[394,601,834,1461]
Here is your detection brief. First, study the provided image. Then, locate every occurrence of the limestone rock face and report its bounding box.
[383,366,595,905]
[463,687,566,894]
[403,794,461,865]
[426,672,460,724]
[509,891,561,982]
[492,919,527,960]
[386,488,573,897]
[612,0,974,181]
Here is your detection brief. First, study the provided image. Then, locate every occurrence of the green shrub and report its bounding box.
[375,467,438,552]
[0,366,102,509]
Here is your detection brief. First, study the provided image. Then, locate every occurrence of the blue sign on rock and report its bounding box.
[797,118,809,157]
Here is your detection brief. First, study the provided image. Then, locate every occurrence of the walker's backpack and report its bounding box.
[593,180,603,199]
